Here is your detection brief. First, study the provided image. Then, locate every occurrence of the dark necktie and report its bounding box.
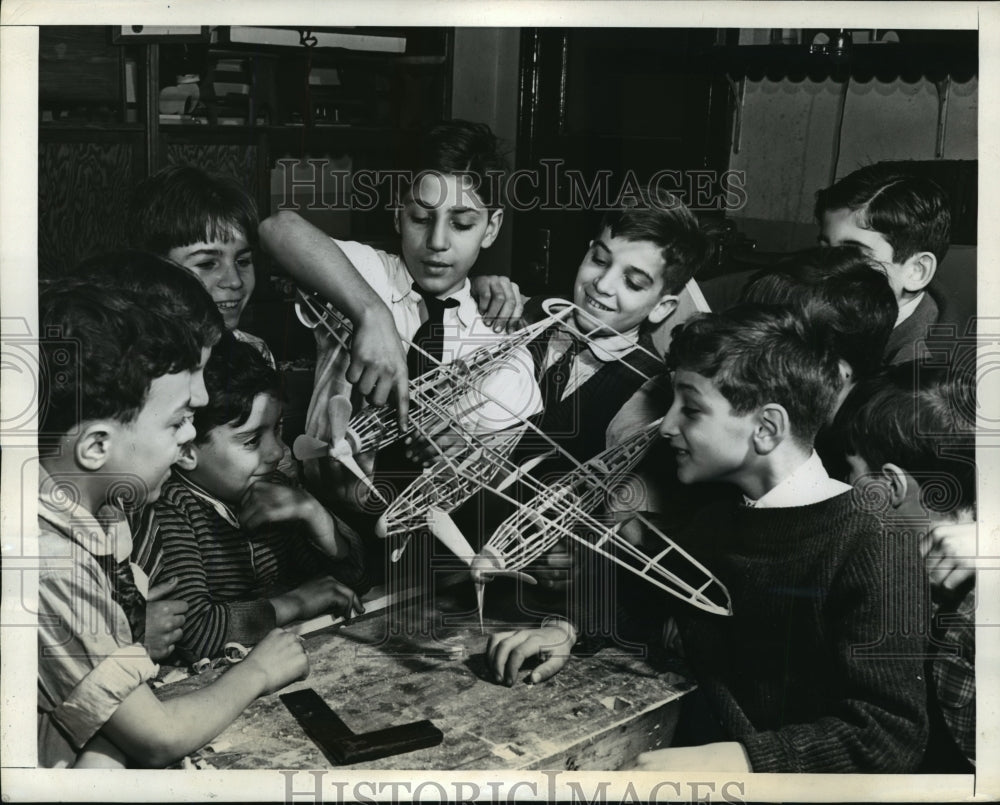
[541,334,586,406]
[407,284,460,379]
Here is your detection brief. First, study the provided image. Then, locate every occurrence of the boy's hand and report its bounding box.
[271,576,365,625]
[241,628,310,696]
[921,522,977,595]
[350,305,410,430]
[471,275,525,333]
[144,577,188,661]
[486,620,576,686]
[633,742,752,772]
[240,482,344,559]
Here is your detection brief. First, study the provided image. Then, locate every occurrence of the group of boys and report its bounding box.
[36,118,975,773]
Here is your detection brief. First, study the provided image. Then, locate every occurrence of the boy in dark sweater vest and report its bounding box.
[473,188,709,598]
[629,306,930,772]
[518,186,709,467]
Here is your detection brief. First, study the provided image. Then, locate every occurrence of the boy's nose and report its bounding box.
[427,219,449,252]
[264,433,285,466]
[659,404,680,439]
[592,268,616,295]
[219,259,245,288]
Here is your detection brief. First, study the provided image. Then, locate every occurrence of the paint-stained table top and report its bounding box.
[157,580,691,771]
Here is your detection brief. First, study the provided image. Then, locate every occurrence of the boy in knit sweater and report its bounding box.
[835,362,976,771]
[630,305,930,772]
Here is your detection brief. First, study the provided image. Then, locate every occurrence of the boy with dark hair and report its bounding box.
[129,164,410,413]
[37,281,308,768]
[492,306,930,772]
[68,250,224,660]
[835,362,976,771]
[128,164,271,361]
[151,333,365,663]
[522,186,710,463]
[815,163,952,365]
[260,119,540,510]
[628,305,930,772]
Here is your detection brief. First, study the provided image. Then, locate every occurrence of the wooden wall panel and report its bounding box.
[165,143,260,200]
[38,139,138,277]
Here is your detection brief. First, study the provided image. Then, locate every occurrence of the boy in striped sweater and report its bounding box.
[146,332,365,663]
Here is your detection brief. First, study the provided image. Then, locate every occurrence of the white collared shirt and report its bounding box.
[543,325,645,401]
[742,451,851,509]
[895,291,924,328]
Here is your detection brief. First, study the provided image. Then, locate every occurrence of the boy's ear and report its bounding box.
[901,251,937,293]
[879,462,910,508]
[393,205,401,236]
[74,421,114,471]
[175,442,199,472]
[479,208,504,249]
[646,294,679,326]
[753,403,790,454]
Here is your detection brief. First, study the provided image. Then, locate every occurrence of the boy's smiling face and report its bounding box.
[572,228,677,335]
[168,224,255,330]
[186,392,285,505]
[661,368,757,487]
[396,172,502,298]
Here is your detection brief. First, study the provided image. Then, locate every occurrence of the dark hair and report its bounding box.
[741,245,897,380]
[74,250,224,352]
[127,164,259,255]
[834,362,976,514]
[814,163,951,264]
[39,279,205,437]
[401,119,509,209]
[667,305,843,444]
[193,331,282,444]
[597,185,710,295]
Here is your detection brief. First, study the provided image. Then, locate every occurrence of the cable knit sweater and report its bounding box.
[672,491,930,773]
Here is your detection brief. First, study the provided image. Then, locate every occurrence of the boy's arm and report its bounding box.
[259,210,408,425]
[155,500,277,661]
[100,628,307,767]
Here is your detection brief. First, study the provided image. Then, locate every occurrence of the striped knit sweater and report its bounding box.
[671,490,931,772]
[150,470,366,663]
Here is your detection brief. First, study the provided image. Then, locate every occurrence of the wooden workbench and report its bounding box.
[157,576,691,771]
